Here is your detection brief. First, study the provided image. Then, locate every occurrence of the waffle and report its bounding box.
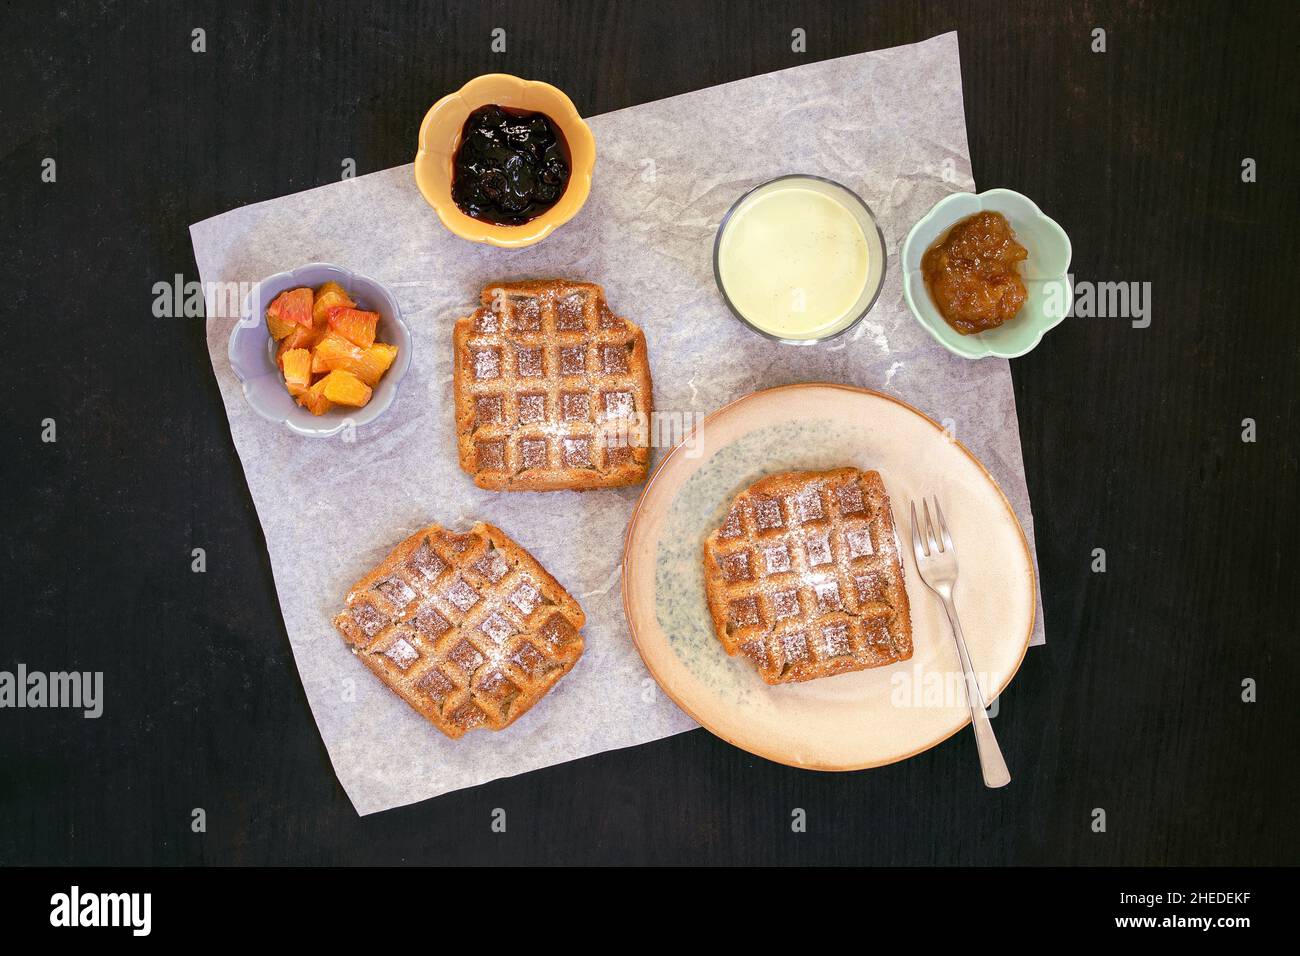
[702,468,913,684]
[332,521,585,739]
[453,279,653,491]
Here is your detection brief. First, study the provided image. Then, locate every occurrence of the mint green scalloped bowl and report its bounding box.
[901,188,1072,359]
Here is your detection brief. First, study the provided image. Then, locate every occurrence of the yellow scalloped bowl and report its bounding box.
[414,74,596,248]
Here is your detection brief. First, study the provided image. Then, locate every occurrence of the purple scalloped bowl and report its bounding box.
[228,262,412,438]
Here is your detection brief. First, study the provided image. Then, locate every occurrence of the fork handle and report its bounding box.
[940,595,1011,789]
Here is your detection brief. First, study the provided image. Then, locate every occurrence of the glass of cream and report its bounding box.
[713,175,887,344]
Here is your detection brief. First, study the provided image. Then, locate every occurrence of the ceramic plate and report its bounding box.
[622,383,1035,770]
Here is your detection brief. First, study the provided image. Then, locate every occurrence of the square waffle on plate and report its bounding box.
[453,279,653,491]
[702,467,912,684]
[333,521,585,739]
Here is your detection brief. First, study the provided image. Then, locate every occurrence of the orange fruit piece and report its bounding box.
[320,370,373,408]
[327,307,379,349]
[311,331,363,372]
[311,333,397,386]
[267,288,313,339]
[298,377,332,416]
[313,282,355,327]
[359,342,399,383]
[281,348,312,396]
[277,325,321,367]
[267,312,295,340]
[316,280,350,300]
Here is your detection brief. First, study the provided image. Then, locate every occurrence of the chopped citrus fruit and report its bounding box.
[281,349,312,396]
[313,282,355,327]
[298,377,332,416]
[358,342,398,382]
[320,370,373,407]
[266,288,313,339]
[327,307,379,349]
[312,330,364,371]
[267,311,295,341]
[277,325,320,366]
[266,281,398,410]
[311,333,394,386]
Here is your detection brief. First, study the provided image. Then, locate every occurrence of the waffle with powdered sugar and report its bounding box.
[333,521,584,738]
[453,279,653,491]
[703,468,913,684]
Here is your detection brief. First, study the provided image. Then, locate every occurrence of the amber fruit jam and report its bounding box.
[921,211,1028,335]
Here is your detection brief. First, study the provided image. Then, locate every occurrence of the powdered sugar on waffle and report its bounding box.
[701,468,913,684]
[453,279,653,491]
[331,522,585,738]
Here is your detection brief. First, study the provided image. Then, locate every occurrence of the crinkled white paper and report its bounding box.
[191,32,1044,815]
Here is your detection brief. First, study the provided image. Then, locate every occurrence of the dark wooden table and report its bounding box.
[1,0,1295,866]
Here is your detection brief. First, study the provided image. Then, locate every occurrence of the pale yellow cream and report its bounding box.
[718,186,870,339]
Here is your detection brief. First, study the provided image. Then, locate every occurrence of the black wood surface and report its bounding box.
[1,0,1296,866]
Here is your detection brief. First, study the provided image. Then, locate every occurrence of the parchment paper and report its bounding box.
[191,32,1045,815]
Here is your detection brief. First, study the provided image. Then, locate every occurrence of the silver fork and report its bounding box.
[909,497,1011,789]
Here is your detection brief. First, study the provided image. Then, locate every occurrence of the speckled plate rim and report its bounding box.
[620,382,1036,772]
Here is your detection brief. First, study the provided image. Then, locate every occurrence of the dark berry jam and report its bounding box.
[451,105,571,225]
